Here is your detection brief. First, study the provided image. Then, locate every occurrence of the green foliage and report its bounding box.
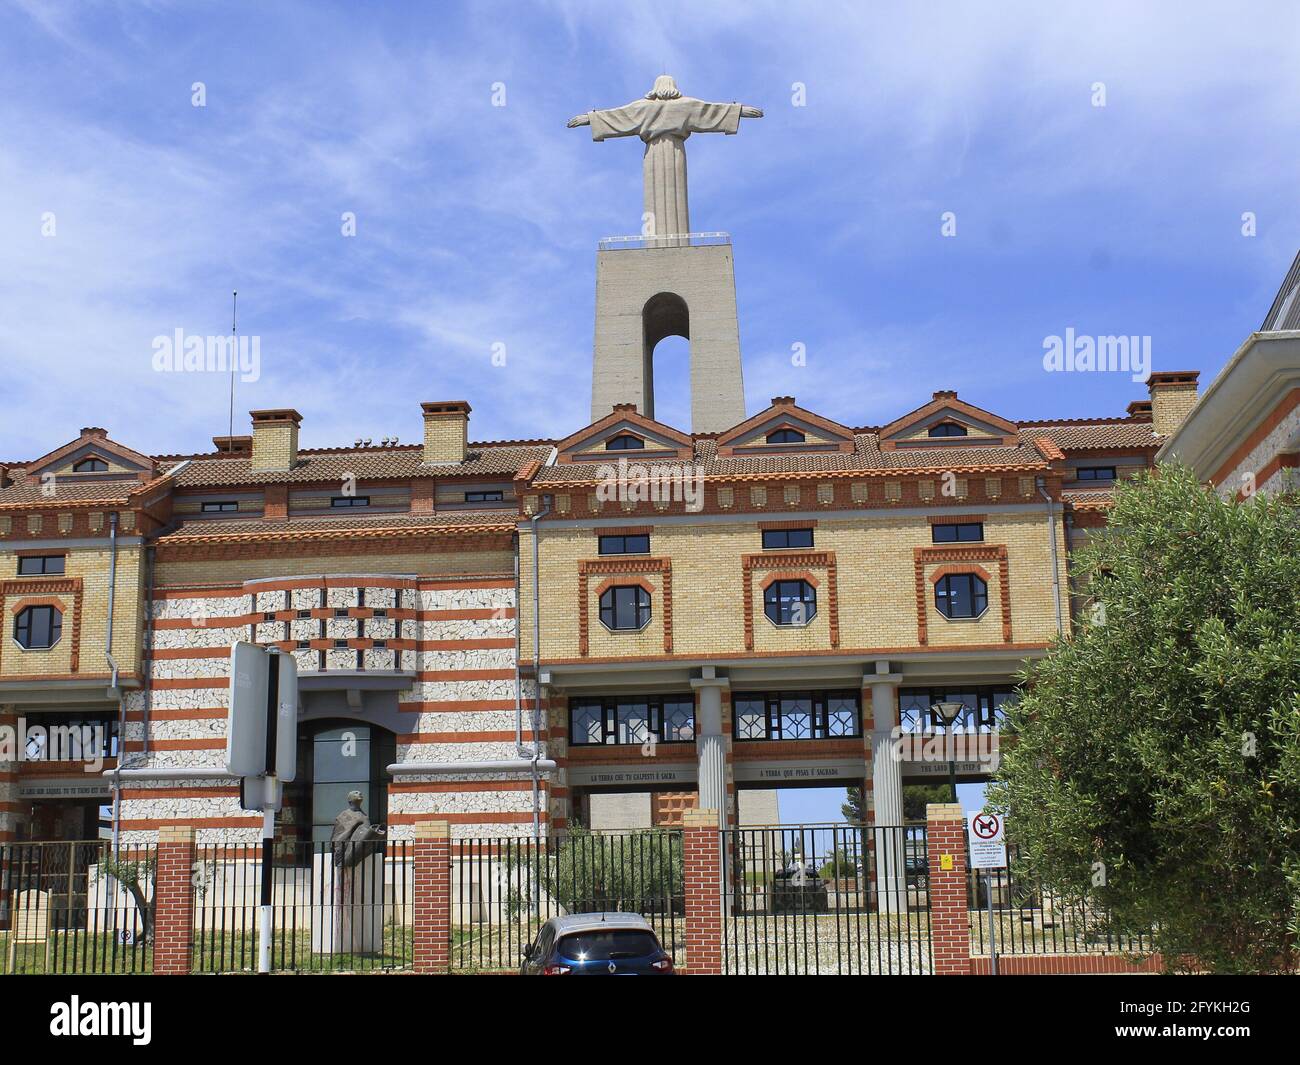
[506,828,683,917]
[819,848,856,879]
[844,779,948,825]
[988,464,1300,973]
[93,848,157,943]
[903,783,951,822]
[841,787,864,823]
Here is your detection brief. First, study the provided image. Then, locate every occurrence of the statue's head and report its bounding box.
[347,790,364,808]
[646,74,682,101]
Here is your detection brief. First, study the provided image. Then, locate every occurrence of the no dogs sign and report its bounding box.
[967,811,1007,869]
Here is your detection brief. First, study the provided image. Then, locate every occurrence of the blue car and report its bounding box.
[520,913,675,975]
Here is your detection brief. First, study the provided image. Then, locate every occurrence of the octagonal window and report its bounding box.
[15,605,62,649]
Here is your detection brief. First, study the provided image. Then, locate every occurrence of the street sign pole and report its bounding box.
[226,640,297,973]
[967,810,1006,976]
[258,650,280,975]
[987,869,998,976]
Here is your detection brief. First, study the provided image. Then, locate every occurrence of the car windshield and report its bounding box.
[556,929,660,961]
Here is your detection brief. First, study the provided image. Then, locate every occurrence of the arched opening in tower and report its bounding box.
[642,291,689,427]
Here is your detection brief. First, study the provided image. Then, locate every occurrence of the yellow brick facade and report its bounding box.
[0,542,145,680]
[519,509,1067,662]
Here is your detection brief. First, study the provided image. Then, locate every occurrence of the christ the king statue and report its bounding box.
[568,74,763,239]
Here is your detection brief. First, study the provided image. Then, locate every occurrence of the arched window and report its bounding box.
[605,435,645,451]
[764,580,816,626]
[599,585,651,630]
[765,428,805,444]
[935,574,988,619]
[927,422,967,438]
[73,457,109,472]
[14,605,62,649]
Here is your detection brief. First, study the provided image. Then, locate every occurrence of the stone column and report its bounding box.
[682,807,722,974]
[869,665,907,911]
[690,669,730,830]
[925,803,971,975]
[413,819,451,974]
[153,825,197,975]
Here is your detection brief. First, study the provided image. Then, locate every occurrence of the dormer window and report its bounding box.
[927,423,967,438]
[605,435,645,451]
[73,458,109,472]
[766,429,805,444]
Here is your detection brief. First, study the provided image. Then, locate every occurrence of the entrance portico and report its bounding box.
[542,651,1025,841]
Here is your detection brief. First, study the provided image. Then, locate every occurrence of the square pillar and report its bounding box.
[925,803,971,975]
[153,825,196,975]
[413,819,451,974]
[682,807,722,975]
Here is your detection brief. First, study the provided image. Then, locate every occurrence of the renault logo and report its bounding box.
[607,961,617,973]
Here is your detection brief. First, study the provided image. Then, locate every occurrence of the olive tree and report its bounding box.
[988,464,1300,973]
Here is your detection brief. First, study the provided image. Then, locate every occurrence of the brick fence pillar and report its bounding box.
[925,803,971,975]
[413,820,451,974]
[682,806,722,975]
[153,825,196,975]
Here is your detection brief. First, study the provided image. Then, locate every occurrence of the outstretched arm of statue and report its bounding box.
[566,113,591,128]
[740,105,763,119]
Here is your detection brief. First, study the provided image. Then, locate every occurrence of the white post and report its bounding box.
[869,665,907,911]
[257,778,276,974]
[691,669,730,829]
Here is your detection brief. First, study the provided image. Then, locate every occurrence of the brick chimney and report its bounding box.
[1147,372,1200,436]
[249,409,302,471]
[422,401,471,464]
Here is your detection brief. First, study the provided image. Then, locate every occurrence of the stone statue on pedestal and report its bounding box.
[318,791,386,955]
[330,790,385,869]
[568,74,763,238]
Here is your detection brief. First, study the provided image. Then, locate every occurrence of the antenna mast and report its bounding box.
[227,291,238,442]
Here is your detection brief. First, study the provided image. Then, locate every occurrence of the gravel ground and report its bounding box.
[723,914,933,974]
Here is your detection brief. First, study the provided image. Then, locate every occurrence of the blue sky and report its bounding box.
[3,0,1299,462]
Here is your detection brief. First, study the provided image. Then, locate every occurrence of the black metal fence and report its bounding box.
[966,844,1153,955]
[1,841,156,974]
[450,829,683,972]
[721,824,932,974]
[192,840,412,972]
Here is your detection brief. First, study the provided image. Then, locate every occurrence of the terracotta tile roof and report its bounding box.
[0,480,143,507]
[1019,423,1160,449]
[0,468,180,509]
[164,443,553,488]
[533,433,1051,483]
[159,509,519,544]
[1062,487,1116,510]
